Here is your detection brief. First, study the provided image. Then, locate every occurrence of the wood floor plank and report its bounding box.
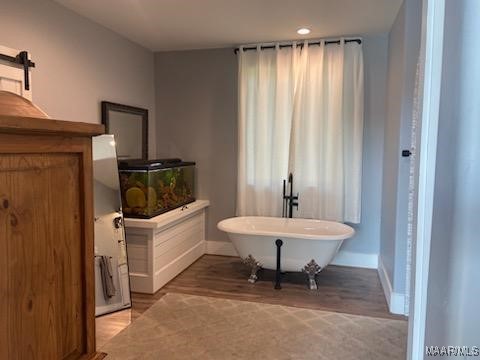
[96,254,405,349]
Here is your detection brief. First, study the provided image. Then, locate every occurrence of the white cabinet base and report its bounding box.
[124,200,209,294]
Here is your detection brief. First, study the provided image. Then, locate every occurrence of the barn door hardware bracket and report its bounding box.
[0,50,35,91]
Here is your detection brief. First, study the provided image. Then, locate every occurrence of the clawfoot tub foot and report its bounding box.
[302,259,321,290]
[242,255,261,283]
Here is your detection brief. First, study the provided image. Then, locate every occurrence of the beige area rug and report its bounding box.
[101,293,407,360]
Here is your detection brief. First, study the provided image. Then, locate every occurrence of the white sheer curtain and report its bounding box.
[290,40,364,222]
[237,44,300,216]
[237,39,364,223]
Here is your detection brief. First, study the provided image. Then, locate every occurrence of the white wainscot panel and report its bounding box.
[124,200,209,294]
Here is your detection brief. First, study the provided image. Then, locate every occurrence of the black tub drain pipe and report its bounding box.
[275,239,283,290]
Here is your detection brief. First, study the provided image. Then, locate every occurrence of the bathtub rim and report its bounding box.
[217,216,355,241]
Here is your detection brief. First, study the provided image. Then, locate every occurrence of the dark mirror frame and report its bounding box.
[101,101,148,160]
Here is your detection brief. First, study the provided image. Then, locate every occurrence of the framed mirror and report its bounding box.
[101,101,148,160]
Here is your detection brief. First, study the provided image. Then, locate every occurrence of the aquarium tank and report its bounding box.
[118,159,195,218]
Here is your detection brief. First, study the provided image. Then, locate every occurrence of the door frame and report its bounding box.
[407,0,446,359]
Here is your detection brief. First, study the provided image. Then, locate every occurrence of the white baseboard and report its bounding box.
[205,241,378,270]
[378,258,406,315]
[331,251,378,269]
[205,240,238,257]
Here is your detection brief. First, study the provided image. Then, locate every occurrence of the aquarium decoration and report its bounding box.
[118,158,195,218]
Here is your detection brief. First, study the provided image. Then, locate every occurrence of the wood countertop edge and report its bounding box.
[0,115,105,137]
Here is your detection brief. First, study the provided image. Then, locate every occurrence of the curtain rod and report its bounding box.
[234,38,361,54]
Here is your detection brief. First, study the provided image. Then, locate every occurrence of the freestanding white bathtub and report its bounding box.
[217,216,355,289]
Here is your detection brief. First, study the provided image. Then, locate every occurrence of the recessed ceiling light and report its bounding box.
[297,28,311,35]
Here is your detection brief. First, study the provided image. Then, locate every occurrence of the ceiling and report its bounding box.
[54,0,403,52]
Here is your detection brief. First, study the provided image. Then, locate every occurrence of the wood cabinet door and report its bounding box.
[0,153,86,359]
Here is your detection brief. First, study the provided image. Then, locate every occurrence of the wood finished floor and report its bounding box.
[96,254,405,349]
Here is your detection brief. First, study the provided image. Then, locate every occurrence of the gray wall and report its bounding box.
[2,0,392,259]
[343,34,388,255]
[155,49,237,243]
[380,1,404,286]
[425,0,480,348]
[380,0,421,294]
[1,0,156,155]
[154,36,389,257]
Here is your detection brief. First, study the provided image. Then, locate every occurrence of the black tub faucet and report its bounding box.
[282,173,299,218]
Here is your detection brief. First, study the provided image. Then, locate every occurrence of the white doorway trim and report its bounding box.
[407,0,446,359]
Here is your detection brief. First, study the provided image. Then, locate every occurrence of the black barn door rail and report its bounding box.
[0,50,35,90]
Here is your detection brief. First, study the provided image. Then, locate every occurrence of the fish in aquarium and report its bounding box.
[118,159,195,218]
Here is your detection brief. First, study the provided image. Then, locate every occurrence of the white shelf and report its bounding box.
[124,200,210,230]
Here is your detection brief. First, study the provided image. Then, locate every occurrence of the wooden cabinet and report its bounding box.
[0,92,104,359]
